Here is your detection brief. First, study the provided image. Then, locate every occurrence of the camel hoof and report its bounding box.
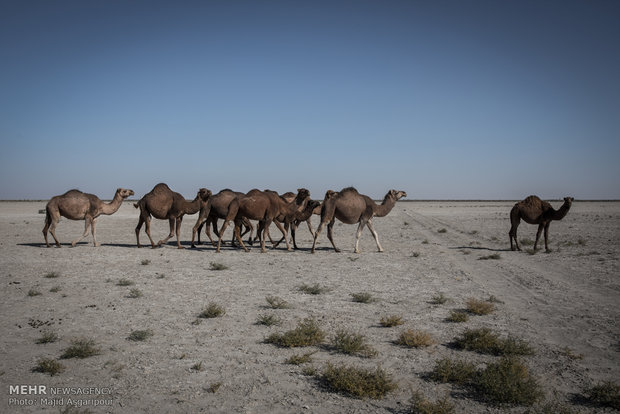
[335,249,342,253]
[71,242,77,248]
[178,246,184,250]
[377,249,384,253]
[94,243,101,247]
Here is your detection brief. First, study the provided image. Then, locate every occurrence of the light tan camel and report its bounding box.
[134,183,211,249]
[216,188,310,253]
[43,188,134,247]
[311,187,407,253]
[509,195,574,252]
[191,189,253,248]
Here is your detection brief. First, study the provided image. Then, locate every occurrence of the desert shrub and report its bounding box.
[127,329,153,342]
[199,302,225,318]
[256,313,281,326]
[411,251,420,257]
[380,315,404,327]
[32,358,65,376]
[127,288,143,298]
[584,381,620,410]
[445,310,469,323]
[27,288,42,297]
[319,363,397,399]
[331,329,377,358]
[430,293,448,305]
[351,292,375,303]
[430,358,476,385]
[438,228,447,233]
[265,318,325,348]
[520,238,534,246]
[265,295,291,309]
[524,400,577,414]
[472,357,543,406]
[207,382,222,393]
[190,361,204,372]
[452,328,534,356]
[209,262,228,271]
[396,329,435,348]
[49,286,61,292]
[44,271,60,278]
[466,298,495,315]
[298,283,329,295]
[36,330,59,344]
[116,279,134,286]
[61,338,100,359]
[286,351,315,365]
[410,390,455,414]
[140,259,150,265]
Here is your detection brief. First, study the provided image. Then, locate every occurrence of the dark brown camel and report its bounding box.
[273,199,321,249]
[134,183,211,249]
[311,187,407,253]
[216,188,310,253]
[191,189,253,248]
[43,188,134,247]
[509,195,574,252]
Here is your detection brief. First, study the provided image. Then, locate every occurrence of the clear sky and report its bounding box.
[1,0,619,200]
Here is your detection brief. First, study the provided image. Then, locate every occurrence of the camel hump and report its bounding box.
[522,195,542,206]
[62,189,84,197]
[340,187,358,194]
[151,183,171,194]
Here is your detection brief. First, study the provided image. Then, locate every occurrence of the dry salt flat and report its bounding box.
[0,200,618,413]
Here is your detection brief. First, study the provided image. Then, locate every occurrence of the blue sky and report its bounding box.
[1,0,618,200]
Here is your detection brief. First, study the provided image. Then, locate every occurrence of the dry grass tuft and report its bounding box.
[395,329,435,348]
[473,357,543,406]
[430,358,477,385]
[127,329,153,342]
[32,358,65,376]
[36,330,59,344]
[27,288,42,297]
[410,390,455,414]
[44,271,60,278]
[207,382,222,393]
[209,262,229,271]
[265,295,291,309]
[319,362,397,399]
[116,278,134,286]
[438,228,447,233]
[140,259,151,265]
[61,338,100,359]
[380,315,404,327]
[430,292,448,305]
[331,329,377,358]
[298,283,329,295]
[351,292,376,303]
[445,310,469,323]
[478,253,501,260]
[265,318,325,348]
[453,328,534,356]
[127,288,143,298]
[286,351,315,365]
[199,302,226,318]
[256,313,282,326]
[584,381,620,410]
[466,298,495,315]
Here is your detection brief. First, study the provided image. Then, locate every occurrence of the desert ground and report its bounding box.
[0,200,618,413]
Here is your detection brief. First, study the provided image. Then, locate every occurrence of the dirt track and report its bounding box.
[1,200,618,413]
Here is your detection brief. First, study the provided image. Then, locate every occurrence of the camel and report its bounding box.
[273,199,321,249]
[311,187,407,254]
[134,183,211,249]
[509,195,574,252]
[43,188,135,247]
[216,188,310,253]
[191,189,253,248]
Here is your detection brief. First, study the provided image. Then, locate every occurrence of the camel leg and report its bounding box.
[48,215,62,248]
[366,219,383,252]
[353,220,367,254]
[144,216,157,248]
[91,218,100,247]
[43,212,53,247]
[544,222,551,252]
[260,219,273,253]
[191,216,207,248]
[273,222,289,249]
[210,218,223,246]
[306,219,315,238]
[509,208,521,251]
[157,218,175,247]
[233,221,250,252]
[71,218,92,247]
[534,223,544,251]
[311,220,327,253]
[175,216,184,249]
[273,221,292,251]
[291,222,299,250]
[327,219,340,253]
[135,216,144,248]
[196,221,204,245]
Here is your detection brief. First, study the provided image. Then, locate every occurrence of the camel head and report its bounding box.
[117,188,135,199]
[307,199,321,211]
[388,189,407,200]
[564,197,574,205]
[324,190,338,200]
[295,188,311,204]
[198,188,212,202]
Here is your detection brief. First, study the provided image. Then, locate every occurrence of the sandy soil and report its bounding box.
[0,200,618,413]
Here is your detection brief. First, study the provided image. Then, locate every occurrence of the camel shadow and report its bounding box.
[449,246,509,252]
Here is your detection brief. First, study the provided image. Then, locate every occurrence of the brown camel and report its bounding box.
[43,188,135,247]
[216,188,310,253]
[273,199,321,249]
[311,187,407,253]
[191,189,253,248]
[509,195,574,252]
[134,183,211,249]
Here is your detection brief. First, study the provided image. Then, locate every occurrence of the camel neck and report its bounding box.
[183,197,202,215]
[101,193,123,215]
[551,202,571,220]
[373,195,396,217]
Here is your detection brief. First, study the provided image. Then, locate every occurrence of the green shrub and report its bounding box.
[319,362,397,399]
[32,358,65,376]
[331,329,377,358]
[430,358,476,385]
[199,303,225,318]
[265,318,325,348]
[472,357,543,406]
[452,328,534,356]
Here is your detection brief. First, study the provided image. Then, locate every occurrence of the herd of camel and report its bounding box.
[41,183,574,253]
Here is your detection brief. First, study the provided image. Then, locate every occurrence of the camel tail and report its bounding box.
[44,206,52,226]
[133,202,139,209]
